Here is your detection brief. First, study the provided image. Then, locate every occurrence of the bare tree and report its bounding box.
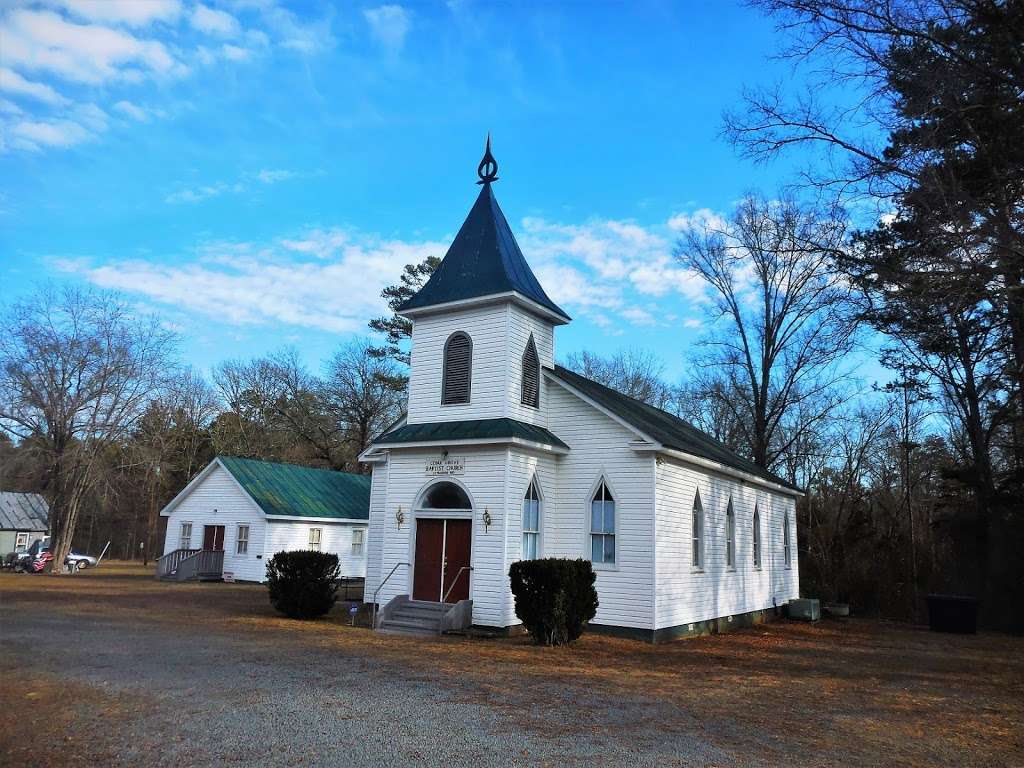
[562,349,674,409]
[675,194,857,470]
[325,338,404,466]
[0,287,176,573]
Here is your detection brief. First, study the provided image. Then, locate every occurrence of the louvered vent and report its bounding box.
[442,332,472,405]
[521,334,540,407]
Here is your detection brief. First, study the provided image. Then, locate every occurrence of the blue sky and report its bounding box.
[1,0,809,382]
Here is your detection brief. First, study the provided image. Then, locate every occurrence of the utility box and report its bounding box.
[787,598,820,621]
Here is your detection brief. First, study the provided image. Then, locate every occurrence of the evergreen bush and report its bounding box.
[508,558,599,645]
[266,550,341,619]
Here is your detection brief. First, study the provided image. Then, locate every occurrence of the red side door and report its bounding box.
[413,519,445,601]
[202,525,225,551]
[441,520,472,603]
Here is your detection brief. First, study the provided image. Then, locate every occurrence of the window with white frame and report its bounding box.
[692,492,704,569]
[236,524,249,555]
[180,522,193,550]
[15,532,29,552]
[522,478,540,560]
[351,528,365,555]
[441,332,472,405]
[725,499,736,569]
[752,508,762,568]
[308,528,322,551]
[783,514,792,567]
[521,335,540,408]
[590,479,615,564]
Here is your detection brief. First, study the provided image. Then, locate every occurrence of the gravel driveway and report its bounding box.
[1,606,744,768]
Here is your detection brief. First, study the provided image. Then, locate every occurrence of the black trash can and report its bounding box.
[926,594,979,634]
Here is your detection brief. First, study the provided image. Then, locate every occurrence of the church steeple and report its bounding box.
[399,137,570,325]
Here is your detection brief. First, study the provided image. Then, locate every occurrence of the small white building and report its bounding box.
[159,456,371,583]
[360,142,801,641]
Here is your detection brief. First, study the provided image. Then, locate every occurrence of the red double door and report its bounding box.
[202,525,225,551]
[412,519,472,603]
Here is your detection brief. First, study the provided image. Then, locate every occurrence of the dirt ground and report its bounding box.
[1,563,1022,767]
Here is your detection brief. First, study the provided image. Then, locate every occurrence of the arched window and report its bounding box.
[725,498,736,569]
[752,507,762,568]
[522,478,540,559]
[521,334,540,408]
[691,491,704,569]
[441,332,472,405]
[420,481,472,510]
[590,479,615,564]
[783,513,792,567]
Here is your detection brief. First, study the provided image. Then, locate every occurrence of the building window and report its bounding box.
[308,528,322,551]
[15,532,29,552]
[352,528,365,555]
[692,492,704,569]
[725,499,736,569]
[522,478,540,560]
[441,332,472,405]
[783,514,792,568]
[752,508,762,568]
[180,522,193,550]
[590,479,615,564]
[521,334,540,408]
[236,524,249,555]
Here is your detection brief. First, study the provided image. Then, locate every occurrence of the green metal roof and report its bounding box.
[375,417,569,450]
[218,456,371,520]
[550,366,801,492]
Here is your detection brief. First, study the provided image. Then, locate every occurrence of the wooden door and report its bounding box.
[441,519,472,603]
[412,519,445,601]
[202,525,225,551]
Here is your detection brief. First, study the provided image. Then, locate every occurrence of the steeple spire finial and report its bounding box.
[476,133,498,185]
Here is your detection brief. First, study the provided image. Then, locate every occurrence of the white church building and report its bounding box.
[361,141,801,641]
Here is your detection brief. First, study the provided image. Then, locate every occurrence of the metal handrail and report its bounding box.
[371,562,410,629]
[441,566,473,604]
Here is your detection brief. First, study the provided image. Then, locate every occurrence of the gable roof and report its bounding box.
[375,417,569,451]
[0,492,49,531]
[549,366,800,493]
[399,183,570,323]
[216,457,371,520]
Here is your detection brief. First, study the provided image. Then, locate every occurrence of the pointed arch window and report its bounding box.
[590,479,615,564]
[752,507,762,569]
[691,492,704,569]
[725,498,736,569]
[522,478,540,560]
[783,513,792,568]
[521,334,540,408]
[441,332,472,405]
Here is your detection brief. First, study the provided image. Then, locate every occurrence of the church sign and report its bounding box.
[426,456,465,476]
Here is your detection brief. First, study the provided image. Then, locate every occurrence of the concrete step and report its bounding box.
[379,618,441,635]
[391,605,448,620]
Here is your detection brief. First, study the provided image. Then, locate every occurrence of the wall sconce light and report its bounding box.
[482,507,492,532]
[395,506,405,529]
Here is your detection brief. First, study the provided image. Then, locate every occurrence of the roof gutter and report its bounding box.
[264,515,369,524]
[630,443,803,497]
[400,291,570,326]
[367,435,569,455]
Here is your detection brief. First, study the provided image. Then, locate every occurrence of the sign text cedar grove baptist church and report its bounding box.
[425,456,465,476]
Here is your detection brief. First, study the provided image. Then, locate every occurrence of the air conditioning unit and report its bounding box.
[787,598,820,621]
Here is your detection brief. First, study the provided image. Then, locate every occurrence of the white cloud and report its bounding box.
[0,66,70,106]
[191,4,240,37]
[256,168,296,184]
[363,5,411,52]
[46,0,182,27]
[9,118,91,150]
[683,318,703,329]
[113,99,149,121]
[0,9,183,85]
[165,168,302,204]
[620,307,657,326]
[56,228,448,334]
[220,43,251,61]
[667,207,728,233]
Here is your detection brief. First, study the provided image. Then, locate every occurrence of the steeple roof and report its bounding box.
[399,140,570,324]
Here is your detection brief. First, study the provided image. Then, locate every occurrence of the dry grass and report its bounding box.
[3,562,1023,767]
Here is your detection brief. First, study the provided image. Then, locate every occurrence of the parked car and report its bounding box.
[66,551,98,570]
[17,538,97,572]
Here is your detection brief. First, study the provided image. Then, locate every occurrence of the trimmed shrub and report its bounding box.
[508,558,599,646]
[266,550,341,619]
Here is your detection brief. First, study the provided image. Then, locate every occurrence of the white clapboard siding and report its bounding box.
[654,456,800,629]
[374,446,512,627]
[503,447,559,626]
[161,464,267,583]
[264,521,369,579]
[547,384,657,630]
[504,306,554,427]
[364,460,389,600]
